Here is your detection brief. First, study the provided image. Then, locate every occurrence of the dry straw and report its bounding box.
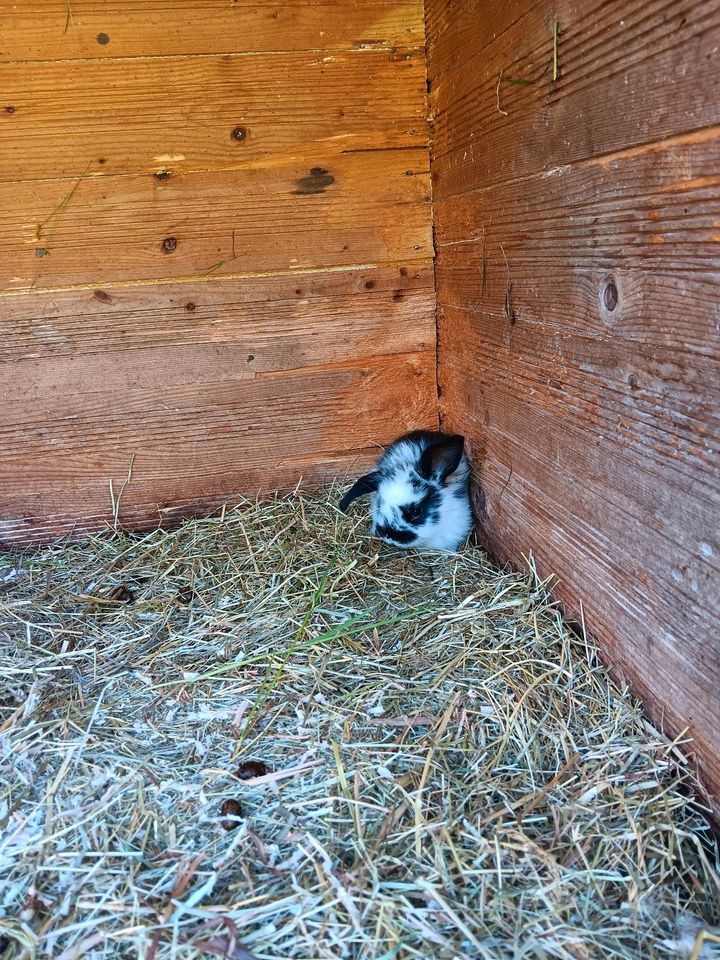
[1,489,718,959]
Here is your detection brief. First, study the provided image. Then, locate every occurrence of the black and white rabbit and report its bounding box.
[339,431,473,551]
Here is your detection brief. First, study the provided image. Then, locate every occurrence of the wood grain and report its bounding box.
[1,266,436,544]
[430,0,720,199]
[0,1,436,546]
[0,50,427,182]
[0,346,437,547]
[425,0,542,81]
[427,0,720,817]
[1,150,431,289]
[0,270,435,401]
[1,1,424,61]
[0,263,434,361]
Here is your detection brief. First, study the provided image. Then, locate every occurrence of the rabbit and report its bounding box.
[339,431,473,551]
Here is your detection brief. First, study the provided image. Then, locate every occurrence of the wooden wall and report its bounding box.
[0,1,436,546]
[427,0,720,817]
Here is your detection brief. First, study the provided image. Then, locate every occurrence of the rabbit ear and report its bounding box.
[339,472,380,513]
[419,435,465,482]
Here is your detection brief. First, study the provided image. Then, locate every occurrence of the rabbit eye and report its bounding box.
[401,503,423,524]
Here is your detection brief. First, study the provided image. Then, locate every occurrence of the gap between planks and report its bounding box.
[0,45,425,68]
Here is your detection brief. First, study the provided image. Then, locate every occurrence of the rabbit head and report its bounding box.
[339,431,472,552]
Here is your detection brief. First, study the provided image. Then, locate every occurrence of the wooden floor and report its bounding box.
[427,0,720,819]
[0,1,436,545]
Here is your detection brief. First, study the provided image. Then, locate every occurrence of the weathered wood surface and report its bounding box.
[0,1,436,546]
[0,264,433,361]
[0,50,426,182]
[0,265,436,545]
[2,150,431,289]
[430,0,720,199]
[1,345,436,547]
[427,0,720,817]
[1,1,424,60]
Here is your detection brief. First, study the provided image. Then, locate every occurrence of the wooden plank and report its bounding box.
[0,1,425,60]
[0,268,435,398]
[428,0,720,816]
[429,0,720,199]
[0,149,432,290]
[438,301,719,551]
[436,129,720,267]
[0,454,379,547]
[0,50,427,182]
[425,0,541,81]
[0,349,438,547]
[0,263,434,360]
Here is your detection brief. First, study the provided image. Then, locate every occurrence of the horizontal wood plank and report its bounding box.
[0,349,437,547]
[0,150,432,290]
[0,263,433,360]
[0,50,427,182]
[1,1,424,60]
[0,268,435,400]
[436,130,720,269]
[429,0,720,199]
[0,455,378,547]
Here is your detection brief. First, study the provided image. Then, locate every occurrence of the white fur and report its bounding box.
[371,440,472,552]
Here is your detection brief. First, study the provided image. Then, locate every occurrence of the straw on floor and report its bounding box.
[1,489,718,960]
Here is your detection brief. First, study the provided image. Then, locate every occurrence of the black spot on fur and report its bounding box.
[376,525,417,545]
[401,488,440,527]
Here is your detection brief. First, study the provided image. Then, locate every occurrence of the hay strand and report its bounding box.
[0,489,718,959]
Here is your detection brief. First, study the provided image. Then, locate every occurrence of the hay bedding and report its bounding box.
[0,491,718,960]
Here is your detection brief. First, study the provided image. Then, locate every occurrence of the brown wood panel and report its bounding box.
[0,1,424,61]
[0,269,435,401]
[1,150,431,290]
[0,50,426,182]
[0,263,433,360]
[429,0,720,199]
[425,0,542,80]
[427,0,720,816]
[0,0,435,547]
[0,347,437,548]
[436,128,720,288]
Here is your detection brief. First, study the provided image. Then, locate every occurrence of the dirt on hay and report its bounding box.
[0,489,718,959]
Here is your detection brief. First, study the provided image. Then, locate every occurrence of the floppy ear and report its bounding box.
[339,472,380,513]
[419,435,465,482]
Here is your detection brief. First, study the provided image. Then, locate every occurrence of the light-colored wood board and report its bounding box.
[1,1,424,61]
[0,351,437,546]
[1,150,432,290]
[429,0,720,199]
[0,50,427,182]
[0,452,378,548]
[0,284,436,402]
[0,263,434,361]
